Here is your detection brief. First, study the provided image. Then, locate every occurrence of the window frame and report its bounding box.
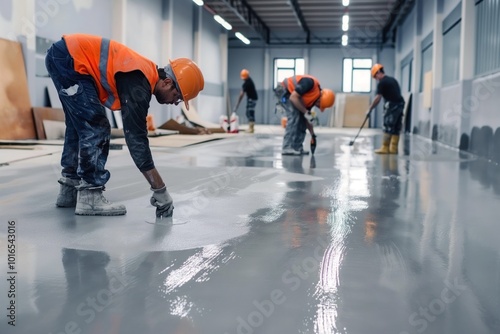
[342,57,373,93]
[273,58,305,88]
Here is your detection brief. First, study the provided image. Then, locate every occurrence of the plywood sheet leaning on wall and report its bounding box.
[342,94,370,128]
[0,38,35,139]
[32,107,65,139]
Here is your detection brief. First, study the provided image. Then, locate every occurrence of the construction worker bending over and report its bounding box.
[280,75,335,155]
[234,69,258,133]
[45,33,204,216]
[368,63,405,154]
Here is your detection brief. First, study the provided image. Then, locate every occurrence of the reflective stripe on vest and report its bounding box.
[99,38,115,109]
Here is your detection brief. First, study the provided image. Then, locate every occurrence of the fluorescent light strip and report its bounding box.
[342,34,348,46]
[214,15,232,30]
[235,32,250,45]
[342,14,349,25]
[342,14,349,31]
[192,0,204,6]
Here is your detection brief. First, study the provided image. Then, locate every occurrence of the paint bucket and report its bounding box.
[219,115,229,132]
[229,112,239,133]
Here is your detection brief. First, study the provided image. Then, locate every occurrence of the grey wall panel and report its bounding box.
[35,0,113,40]
[443,0,462,18]
[470,72,500,130]
[475,0,500,76]
[0,0,13,39]
[193,10,225,123]
[421,0,435,38]
[438,83,461,146]
[170,0,193,59]
[126,0,162,63]
[442,22,461,86]
[398,8,415,58]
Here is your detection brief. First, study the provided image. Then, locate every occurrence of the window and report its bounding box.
[342,58,372,93]
[274,58,304,87]
[401,60,412,93]
[442,21,461,85]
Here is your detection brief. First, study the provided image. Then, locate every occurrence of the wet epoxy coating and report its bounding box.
[0,127,499,334]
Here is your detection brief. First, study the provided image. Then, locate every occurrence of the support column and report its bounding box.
[430,0,443,140]
[411,0,422,135]
[458,0,475,148]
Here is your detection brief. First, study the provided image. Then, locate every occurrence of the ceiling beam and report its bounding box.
[287,0,311,43]
[381,0,416,44]
[219,0,271,43]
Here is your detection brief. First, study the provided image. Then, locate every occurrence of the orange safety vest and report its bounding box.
[63,34,159,111]
[283,75,321,109]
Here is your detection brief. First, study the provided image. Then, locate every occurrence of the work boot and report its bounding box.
[246,122,255,133]
[75,183,126,216]
[56,177,80,207]
[374,133,391,154]
[389,135,400,154]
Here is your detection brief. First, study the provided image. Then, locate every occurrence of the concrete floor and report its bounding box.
[1,126,499,334]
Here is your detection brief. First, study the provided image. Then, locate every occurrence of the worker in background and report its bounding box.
[45,33,204,216]
[280,75,335,155]
[233,69,258,133]
[368,63,405,154]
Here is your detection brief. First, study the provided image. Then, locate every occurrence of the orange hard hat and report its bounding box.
[170,58,205,110]
[371,63,384,78]
[240,69,249,79]
[319,89,335,111]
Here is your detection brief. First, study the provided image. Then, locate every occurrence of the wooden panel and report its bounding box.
[32,107,65,140]
[342,94,370,128]
[0,38,35,139]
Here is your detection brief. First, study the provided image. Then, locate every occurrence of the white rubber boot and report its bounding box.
[75,184,126,216]
[56,177,80,207]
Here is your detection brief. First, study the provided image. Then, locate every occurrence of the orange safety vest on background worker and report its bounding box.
[283,75,321,110]
[63,33,159,111]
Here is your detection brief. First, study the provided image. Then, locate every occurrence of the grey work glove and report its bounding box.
[150,186,174,218]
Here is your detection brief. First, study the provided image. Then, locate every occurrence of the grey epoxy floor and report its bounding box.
[1,127,500,334]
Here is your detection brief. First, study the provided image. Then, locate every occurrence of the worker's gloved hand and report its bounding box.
[150,186,174,218]
[305,111,313,123]
[366,109,372,116]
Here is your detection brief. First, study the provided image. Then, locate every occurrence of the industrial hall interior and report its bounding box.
[1,0,500,333]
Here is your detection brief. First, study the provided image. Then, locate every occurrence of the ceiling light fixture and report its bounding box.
[342,14,349,31]
[214,15,232,30]
[342,34,348,46]
[192,0,204,6]
[235,32,250,45]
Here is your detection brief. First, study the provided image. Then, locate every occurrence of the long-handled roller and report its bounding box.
[349,111,371,146]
